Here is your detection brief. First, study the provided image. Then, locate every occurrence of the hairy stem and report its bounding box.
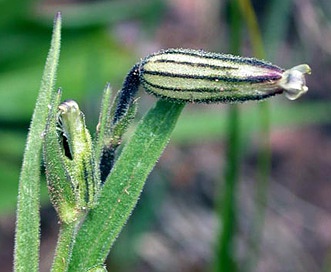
[51,221,81,272]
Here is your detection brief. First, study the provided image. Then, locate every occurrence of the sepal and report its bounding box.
[95,84,137,183]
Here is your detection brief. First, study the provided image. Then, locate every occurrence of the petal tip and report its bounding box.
[279,64,311,100]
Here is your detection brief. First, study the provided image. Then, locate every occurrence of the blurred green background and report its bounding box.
[1,0,331,271]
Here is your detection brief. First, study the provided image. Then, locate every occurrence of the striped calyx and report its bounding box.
[138,48,310,103]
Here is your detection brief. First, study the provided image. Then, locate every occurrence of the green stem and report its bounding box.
[51,221,81,272]
[245,102,270,272]
[13,13,61,272]
[237,0,270,271]
[214,1,242,271]
[237,0,265,58]
[215,105,241,272]
[69,100,185,271]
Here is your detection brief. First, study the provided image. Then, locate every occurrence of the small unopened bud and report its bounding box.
[57,100,97,210]
[44,98,98,223]
[44,93,79,224]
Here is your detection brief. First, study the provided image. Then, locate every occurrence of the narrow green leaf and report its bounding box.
[69,100,185,271]
[14,13,61,272]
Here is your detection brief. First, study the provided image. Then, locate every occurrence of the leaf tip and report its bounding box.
[55,11,62,21]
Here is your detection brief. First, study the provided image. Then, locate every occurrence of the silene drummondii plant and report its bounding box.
[14,13,311,272]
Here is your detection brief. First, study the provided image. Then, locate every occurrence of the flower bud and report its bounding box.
[138,48,311,103]
[44,93,80,224]
[57,100,97,210]
[44,97,98,223]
